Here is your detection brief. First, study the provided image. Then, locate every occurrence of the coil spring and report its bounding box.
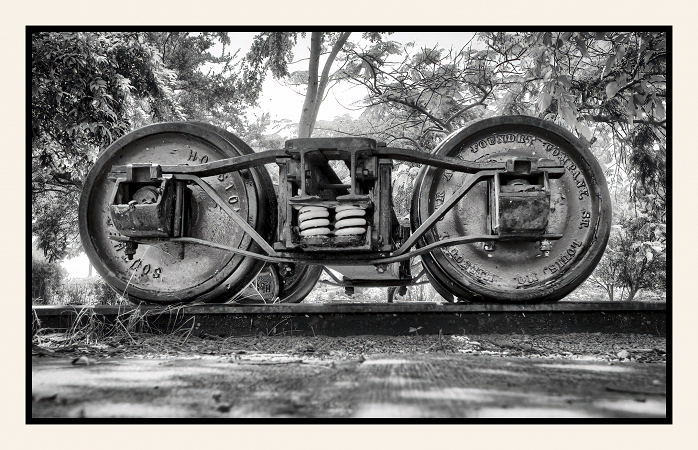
[333,204,367,236]
[298,206,331,237]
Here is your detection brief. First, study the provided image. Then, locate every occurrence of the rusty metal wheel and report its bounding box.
[411,116,612,303]
[78,122,275,304]
[277,264,323,303]
[234,264,323,304]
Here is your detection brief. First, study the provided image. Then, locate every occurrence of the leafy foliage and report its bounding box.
[31,31,256,260]
[335,38,492,150]
[54,278,121,306]
[142,32,250,132]
[31,247,66,302]
[479,31,667,220]
[590,211,666,301]
[241,112,288,151]
[32,179,81,262]
[31,31,186,259]
[32,32,183,162]
[242,32,303,104]
[243,32,395,137]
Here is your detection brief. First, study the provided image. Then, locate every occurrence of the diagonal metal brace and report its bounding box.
[392,170,496,257]
[173,174,278,257]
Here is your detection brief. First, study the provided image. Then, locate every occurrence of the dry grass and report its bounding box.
[31,300,207,355]
[30,273,268,351]
[33,277,124,306]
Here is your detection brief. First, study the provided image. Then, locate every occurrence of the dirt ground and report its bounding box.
[31,332,667,419]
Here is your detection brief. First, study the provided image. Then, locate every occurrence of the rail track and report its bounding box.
[32,301,666,337]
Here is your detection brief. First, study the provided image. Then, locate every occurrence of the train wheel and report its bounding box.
[78,122,275,304]
[411,116,612,303]
[234,264,323,304]
[277,264,323,303]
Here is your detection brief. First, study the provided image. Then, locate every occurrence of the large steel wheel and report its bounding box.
[276,264,323,303]
[411,116,612,303]
[238,264,323,304]
[79,122,275,304]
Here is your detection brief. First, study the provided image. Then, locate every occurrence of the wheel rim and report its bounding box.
[79,122,273,304]
[234,264,323,304]
[412,116,611,303]
[277,265,322,303]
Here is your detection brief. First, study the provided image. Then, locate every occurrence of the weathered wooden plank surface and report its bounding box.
[31,353,666,419]
[351,354,666,418]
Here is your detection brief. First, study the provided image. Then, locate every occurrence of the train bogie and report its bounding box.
[79,117,611,305]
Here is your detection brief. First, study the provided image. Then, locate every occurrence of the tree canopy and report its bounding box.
[480,31,666,217]
[32,32,183,260]
[31,31,256,261]
[243,32,388,138]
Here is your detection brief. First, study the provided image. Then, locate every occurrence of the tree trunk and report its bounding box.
[298,32,351,138]
[626,286,639,302]
[298,32,322,139]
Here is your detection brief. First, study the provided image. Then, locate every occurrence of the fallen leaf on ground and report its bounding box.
[72,356,91,365]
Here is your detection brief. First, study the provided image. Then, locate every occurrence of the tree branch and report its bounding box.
[384,93,451,132]
[307,32,351,136]
[445,89,491,124]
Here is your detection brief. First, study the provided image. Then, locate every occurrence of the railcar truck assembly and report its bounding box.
[79,116,611,305]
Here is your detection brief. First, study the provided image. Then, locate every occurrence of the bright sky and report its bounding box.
[239,31,479,133]
[63,31,480,278]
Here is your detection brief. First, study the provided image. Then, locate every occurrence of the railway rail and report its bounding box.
[32,301,666,337]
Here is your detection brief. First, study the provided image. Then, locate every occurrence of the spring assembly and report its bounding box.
[333,204,367,236]
[298,206,332,236]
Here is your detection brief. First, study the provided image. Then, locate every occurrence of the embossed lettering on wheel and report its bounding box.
[78,123,272,304]
[412,116,611,303]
